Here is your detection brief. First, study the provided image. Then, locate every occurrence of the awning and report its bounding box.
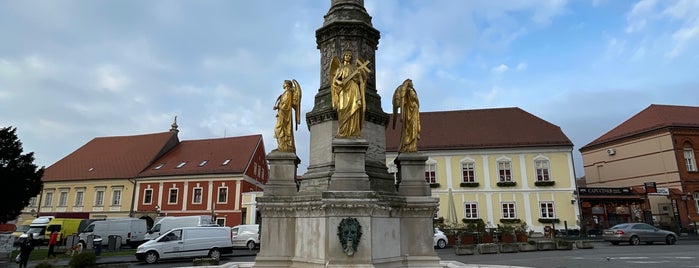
[579,195,645,200]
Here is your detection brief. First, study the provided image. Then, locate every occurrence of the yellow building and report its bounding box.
[386,108,579,234]
[20,129,180,221]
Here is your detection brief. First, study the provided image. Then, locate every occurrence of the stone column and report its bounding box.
[394,153,430,196]
[328,138,370,191]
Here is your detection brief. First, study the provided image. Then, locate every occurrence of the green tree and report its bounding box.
[0,127,43,223]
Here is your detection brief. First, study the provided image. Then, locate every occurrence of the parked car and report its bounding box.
[136,226,233,264]
[144,215,213,240]
[602,223,677,245]
[433,228,447,249]
[231,224,259,250]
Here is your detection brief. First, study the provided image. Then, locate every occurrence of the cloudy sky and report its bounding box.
[2,0,698,177]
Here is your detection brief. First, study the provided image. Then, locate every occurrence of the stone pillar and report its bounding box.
[394,153,430,196]
[254,151,300,268]
[328,138,370,191]
[264,150,300,196]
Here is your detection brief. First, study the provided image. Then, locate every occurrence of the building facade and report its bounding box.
[134,135,267,227]
[21,123,268,228]
[580,104,699,232]
[386,108,580,234]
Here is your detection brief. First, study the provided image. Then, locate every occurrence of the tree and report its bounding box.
[0,127,44,223]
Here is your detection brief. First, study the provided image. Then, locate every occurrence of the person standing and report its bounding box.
[47,231,58,259]
[18,233,34,268]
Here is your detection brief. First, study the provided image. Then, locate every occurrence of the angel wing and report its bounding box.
[292,79,302,130]
[391,81,405,129]
[329,57,340,110]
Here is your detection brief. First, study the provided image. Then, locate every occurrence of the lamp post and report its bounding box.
[681,195,695,234]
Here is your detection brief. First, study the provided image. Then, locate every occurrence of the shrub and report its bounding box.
[69,252,97,268]
[35,261,53,268]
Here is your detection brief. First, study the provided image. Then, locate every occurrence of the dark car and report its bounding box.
[602,223,677,245]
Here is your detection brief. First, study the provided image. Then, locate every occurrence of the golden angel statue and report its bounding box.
[392,79,420,152]
[330,50,371,138]
[273,79,302,152]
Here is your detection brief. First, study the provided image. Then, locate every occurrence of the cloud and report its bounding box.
[491,64,509,74]
[95,65,129,92]
[626,0,658,33]
[516,62,527,71]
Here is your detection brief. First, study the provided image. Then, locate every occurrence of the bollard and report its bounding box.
[93,237,102,256]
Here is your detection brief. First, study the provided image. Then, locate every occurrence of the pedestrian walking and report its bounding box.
[18,233,34,268]
[47,231,58,259]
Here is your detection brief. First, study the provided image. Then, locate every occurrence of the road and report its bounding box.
[125,240,699,268]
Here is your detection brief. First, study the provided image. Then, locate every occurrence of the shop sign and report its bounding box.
[648,187,669,196]
[578,187,632,195]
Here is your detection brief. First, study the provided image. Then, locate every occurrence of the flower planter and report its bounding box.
[516,234,529,242]
[480,234,494,244]
[555,240,573,250]
[575,240,594,249]
[498,243,520,253]
[518,242,537,252]
[478,243,499,254]
[500,234,515,243]
[454,244,476,255]
[536,240,555,251]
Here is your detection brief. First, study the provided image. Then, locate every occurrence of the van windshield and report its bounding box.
[17,225,30,232]
[27,227,45,235]
[150,224,160,232]
[83,224,94,232]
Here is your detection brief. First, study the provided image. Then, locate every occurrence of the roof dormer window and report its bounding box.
[222,159,231,166]
[154,163,165,170]
[198,160,208,167]
[176,161,187,169]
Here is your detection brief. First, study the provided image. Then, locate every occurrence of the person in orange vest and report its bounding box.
[47,231,59,259]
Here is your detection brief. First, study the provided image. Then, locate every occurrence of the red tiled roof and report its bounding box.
[138,134,262,177]
[42,131,179,181]
[386,107,572,152]
[581,104,699,150]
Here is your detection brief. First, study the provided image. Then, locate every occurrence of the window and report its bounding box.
[112,189,122,206]
[58,191,68,207]
[502,203,516,219]
[540,202,555,218]
[29,197,37,207]
[44,192,54,206]
[216,218,226,227]
[464,202,478,219]
[498,161,512,182]
[192,188,203,204]
[218,187,228,203]
[222,159,231,166]
[461,162,476,183]
[198,160,208,167]
[176,161,186,168]
[95,189,104,206]
[535,160,551,181]
[425,163,437,184]
[684,146,697,172]
[694,192,699,214]
[143,189,153,204]
[75,191,84,206]
[168,188,178,204]
[154,163,165,170]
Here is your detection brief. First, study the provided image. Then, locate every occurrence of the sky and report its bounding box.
[1,0,698,178]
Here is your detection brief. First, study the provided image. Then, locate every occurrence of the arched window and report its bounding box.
[683,143,697,172]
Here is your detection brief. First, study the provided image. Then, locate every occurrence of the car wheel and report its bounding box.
[610,241,620,245]
[145,251,159,264]
[629,235,640,246]
[247,240,256,250]
[437,239,447,249]
[208,248,221,260]
[666,235,677,245]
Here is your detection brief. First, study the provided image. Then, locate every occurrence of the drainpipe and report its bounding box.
[128,178,136,217]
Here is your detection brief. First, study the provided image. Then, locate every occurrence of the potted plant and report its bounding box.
[461,218,486,244]
[498,224,515,243]
[515,222,529,242]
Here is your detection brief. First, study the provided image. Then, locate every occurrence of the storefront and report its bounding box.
[577,187,649,235]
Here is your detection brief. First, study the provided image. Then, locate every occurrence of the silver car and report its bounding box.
[602,223,677,246]
[433,228,447,249]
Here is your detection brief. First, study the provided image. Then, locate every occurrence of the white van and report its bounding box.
[144,215,213,240]
[231,224,259,250]
[19,216,55,245]
[135,226,233,264]
[79,218,148,248]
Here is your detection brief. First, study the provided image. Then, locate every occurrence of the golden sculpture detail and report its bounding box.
[273,79,302,152]
[330,50,371,138]
[392,79,420,152]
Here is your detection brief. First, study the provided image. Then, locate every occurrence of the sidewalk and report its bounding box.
[15,250,260,268]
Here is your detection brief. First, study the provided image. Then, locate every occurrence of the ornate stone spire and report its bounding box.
[170,115,179,132]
